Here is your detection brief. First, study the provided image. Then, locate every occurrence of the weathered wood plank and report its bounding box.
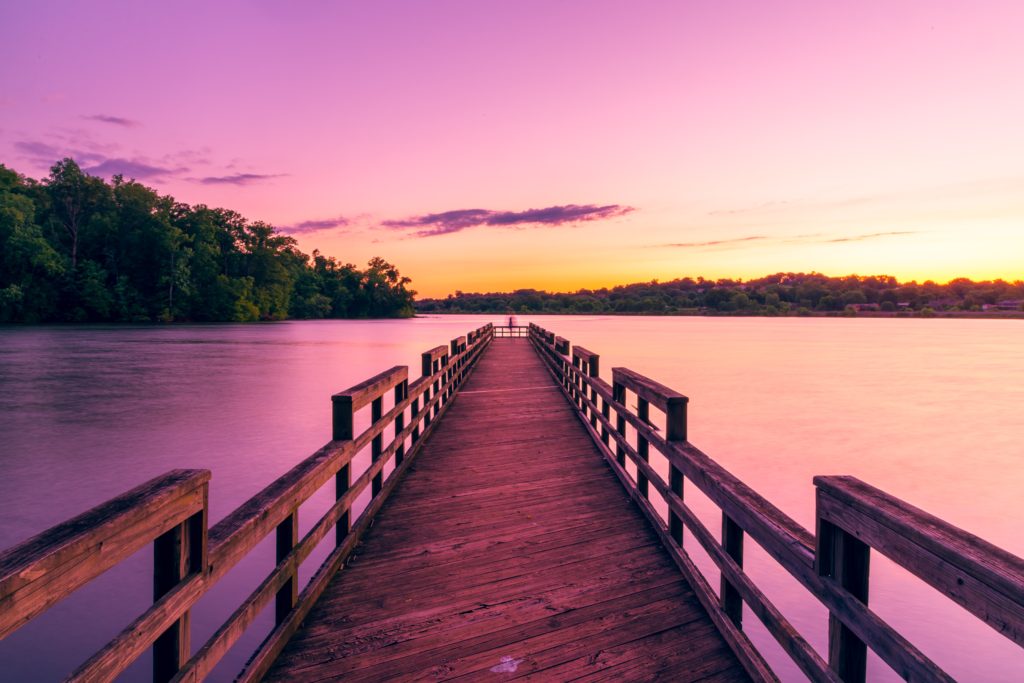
[816,475,1024,649]
[0,469,209,639]
[331,365,407,413]
[611,366,688,413]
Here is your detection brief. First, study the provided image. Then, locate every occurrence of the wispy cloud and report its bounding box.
[14,139,108,168]
[708,201,792,216]
[82,114,140,128]
[15,139,182,180]
[83,158,178,179]
[661,230,920,250]
[821,230,917,243]
[195,173,283,186]
[665,236,768,248]
[385,203,634,237]
[281,215,350,234]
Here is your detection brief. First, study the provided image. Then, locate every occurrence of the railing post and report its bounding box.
[275,512,298,625]
[411,392,421,444]
[395,379,407,467]
[336,461,350,545]
[666,399,687,546]
[636,398,650,499]
[817,491,871,683]
[555,337,570,390]
[721,515,744,627]
[450,337,462,388]
[432,357,443,417]
[587,354,600,430]
[153,489,206,683]
[612,380,626,467]
[600,397,611,446]
[421,352,434,429]
[371,395,384,496]
[572,355,583,410]
[332,394,353,442]
[332,393,354,546]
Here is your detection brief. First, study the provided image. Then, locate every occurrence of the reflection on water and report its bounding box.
[0,316,1021,681]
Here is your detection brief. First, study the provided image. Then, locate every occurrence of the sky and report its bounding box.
[1,0,1022,297]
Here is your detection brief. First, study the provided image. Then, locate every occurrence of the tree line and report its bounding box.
[417,273,1024,316]
[0,160,415,323]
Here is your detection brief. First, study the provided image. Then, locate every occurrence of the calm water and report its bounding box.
[0,316,1021,681]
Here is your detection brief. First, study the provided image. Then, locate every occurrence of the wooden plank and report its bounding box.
[611,366,688,413]
[0,469,209,639]
[816,475,1024,648]
[331,365,407,413]
[68,572,207,683]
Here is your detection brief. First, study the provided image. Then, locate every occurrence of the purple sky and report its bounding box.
[2,1,1023,295]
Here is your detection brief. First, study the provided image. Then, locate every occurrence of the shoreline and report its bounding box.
[415,310,1024,320]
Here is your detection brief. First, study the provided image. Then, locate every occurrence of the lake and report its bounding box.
[0,315,1021,681]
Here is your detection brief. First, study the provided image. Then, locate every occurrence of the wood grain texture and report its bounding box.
[0,469,209,639]
[816,475,1024,648]
[263,338,748,683]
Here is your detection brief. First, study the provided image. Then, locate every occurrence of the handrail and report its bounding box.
[493,325,530,338]
[527,322,1022,683]
[0,323,495,683]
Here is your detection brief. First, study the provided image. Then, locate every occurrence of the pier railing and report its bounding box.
[0,323,494,683]
[492,324,529,338]
[528,323,1024,683]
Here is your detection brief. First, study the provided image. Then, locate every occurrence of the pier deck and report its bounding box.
[264,338,747,682]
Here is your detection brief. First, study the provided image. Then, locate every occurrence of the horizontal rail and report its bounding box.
[493,325,529,337]
[0,470,209,640]
[332,365,407,413]
[0,323,495,682]
[816,475,1024,648]
[527,322,1024,683]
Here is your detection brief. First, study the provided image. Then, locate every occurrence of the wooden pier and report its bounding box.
[1,323,1022,682]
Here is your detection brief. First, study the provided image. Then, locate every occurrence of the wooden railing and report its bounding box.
[493,324,529,338]
[528,323,1024,683]
[0,323,494,683]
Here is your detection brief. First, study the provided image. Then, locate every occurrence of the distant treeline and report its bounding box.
[418,274,1024,316]
[0,160,415,323]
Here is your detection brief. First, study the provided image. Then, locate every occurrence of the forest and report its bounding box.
[0,160,415,322]
[417,273,1024,316]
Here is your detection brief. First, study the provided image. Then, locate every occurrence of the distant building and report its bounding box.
[983,301,1022,311]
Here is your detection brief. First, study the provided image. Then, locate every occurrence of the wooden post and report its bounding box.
[336,463,350,546]
[817,498,871,683]
[588,355,600,430]
[432,358,442,417]
[572,356,583,410]
[332,394,353,442]
[667,399,687,546]
[153,495,206,683]
[332,390,354,546]
[601,397,611,447]
[411,394,421,443]
[721,514,744,627]
[371,395,383,497]
[636,398,650,499]
[613,381,627,467]
[275,512,298,625]
[395,380,407,467]
[421,352,434,430]
[554,338,570,390]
